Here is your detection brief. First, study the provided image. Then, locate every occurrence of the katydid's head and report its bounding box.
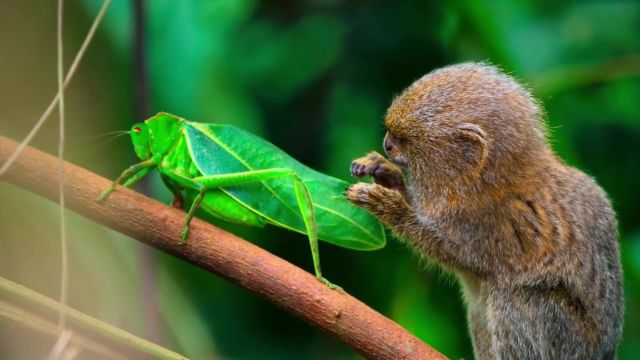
[131,122,151,160]
[133,113,184,160]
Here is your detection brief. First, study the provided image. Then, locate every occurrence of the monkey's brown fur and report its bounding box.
[346,63,622,360]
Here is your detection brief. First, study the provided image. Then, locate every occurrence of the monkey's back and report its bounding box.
[487,158,623,360]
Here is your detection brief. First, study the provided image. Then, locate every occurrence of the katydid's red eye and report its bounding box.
[134,126,142,133]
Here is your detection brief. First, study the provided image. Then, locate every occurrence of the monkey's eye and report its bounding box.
[388,131,407,144]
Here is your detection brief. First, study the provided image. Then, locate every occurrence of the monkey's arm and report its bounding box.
[345,182,492,274]
[351,152,407,197]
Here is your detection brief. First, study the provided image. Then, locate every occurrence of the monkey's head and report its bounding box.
[384,62,548,188]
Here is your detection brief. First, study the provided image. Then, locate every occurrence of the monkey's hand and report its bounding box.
[350,152,406,194]
[345,182,411,226]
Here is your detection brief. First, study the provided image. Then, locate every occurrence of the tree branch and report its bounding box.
[0,135,447,360]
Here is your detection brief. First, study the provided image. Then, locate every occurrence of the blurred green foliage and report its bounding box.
[1,0,639,359]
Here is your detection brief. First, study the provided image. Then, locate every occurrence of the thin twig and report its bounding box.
[47,329,73,360]
[0,276,186,360]
[56,0,69,333]
[0,0,112,176]
[0,135,447,360]
[0,301,121,359]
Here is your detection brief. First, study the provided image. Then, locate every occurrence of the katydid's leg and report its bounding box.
[291,175,341,291]
[181,189,205,243]
[97,159,155,201]
[192,169,341,290]
[122,167,151,188]
[161,171,206,244]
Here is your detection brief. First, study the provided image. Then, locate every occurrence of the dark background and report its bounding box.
[1,1,639,359]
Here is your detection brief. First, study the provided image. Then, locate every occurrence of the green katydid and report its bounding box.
[98,112,386,288]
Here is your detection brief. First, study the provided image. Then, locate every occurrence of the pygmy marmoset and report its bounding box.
[346,63,623,359]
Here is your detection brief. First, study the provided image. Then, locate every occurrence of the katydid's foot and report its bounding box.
[97,187,115,202]
[319,277,343,292]
[179,226,190,245]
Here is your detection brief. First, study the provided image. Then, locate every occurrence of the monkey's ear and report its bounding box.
[454,123,489,170]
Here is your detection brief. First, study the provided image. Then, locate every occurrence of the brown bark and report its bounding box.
[0,135,447,360]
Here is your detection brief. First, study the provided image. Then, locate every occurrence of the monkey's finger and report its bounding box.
[344,183,375,205]
[350,161,368,177]
[349,162,357,176]
[371,164,384,177]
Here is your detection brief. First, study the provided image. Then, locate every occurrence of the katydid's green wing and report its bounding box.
[183,122,386,250]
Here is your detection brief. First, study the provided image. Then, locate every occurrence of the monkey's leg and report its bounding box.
[468,308,494,360]
[489,287,598,360]
[350,151,406,195]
